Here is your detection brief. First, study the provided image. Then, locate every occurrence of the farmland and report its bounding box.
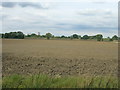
[2,39,118,88]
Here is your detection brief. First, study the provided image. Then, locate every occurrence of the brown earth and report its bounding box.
[2,39,118,77]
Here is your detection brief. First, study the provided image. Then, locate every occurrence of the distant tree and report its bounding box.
[54,36,60,38]
[68,36,71,38]
[89,36,96,40]
[41,35,46,38]
[1,34,4,38]
[4,33,10,38]
[9,32,16,38]
[72,34,79,39]
[26,34,31,37]
[0,34,2,38]
[118,37,120,41]
[26,33,38,38]
[107,37,113,41]
[46,33,52,40]
[4,31,24,39]
[96,34,103,41]
[112,35,118,40]
[70,36,73,40]
[78,35,81,39]
[52,35,55,38]
[17,31,24,39]
[31,33,37,37]
[61,35,66,38]
[82,35,89,40]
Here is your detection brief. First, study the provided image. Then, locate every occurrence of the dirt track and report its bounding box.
[2,39,118,77]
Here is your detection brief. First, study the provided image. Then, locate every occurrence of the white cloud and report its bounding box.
[77,9,113,16]
[1,1,118,37]
[2,0,119,3]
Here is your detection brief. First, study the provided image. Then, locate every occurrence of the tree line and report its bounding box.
[1,31,119,41]
[1,31,24,39]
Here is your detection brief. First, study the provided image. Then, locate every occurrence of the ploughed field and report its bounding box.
[2,39,118,77]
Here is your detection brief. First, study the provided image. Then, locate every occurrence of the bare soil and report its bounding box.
[2,39,118,77]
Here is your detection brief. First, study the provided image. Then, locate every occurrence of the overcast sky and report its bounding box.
[1,0,118,37]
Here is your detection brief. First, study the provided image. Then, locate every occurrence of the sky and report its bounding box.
[0,0,119,37]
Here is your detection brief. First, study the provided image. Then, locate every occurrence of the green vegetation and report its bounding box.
[112,35,118,41]
[1,31,119,41]
[72,34,79,39]
[2,31,24,39]
[103,37,113,42]
[2,74,118,88]
[82,35,89,40]
[46,33,53,40]
[96,34,103,41]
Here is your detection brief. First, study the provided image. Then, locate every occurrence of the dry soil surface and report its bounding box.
[2,39,118,77]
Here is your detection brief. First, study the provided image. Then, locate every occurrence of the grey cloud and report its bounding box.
[2,2,17,8]
[77,10,113,16]
[78,13,96,16]
[18,2,44,9]
[104,11,112,15]
[1,2,47,9]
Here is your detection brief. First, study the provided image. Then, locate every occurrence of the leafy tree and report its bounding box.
[55,36,61,38]
[118,37,120,41]
[52,35,55,38]
[9,32,16,38]
[89,36,96,40]
[4,33,10,38]
[0,34,2,38]
[82,35,89,40]
[17,31,24,39]
[78,35,81,39]
[107,37,113,41]
[46,33,52,40]
[72,34,79,39]
[1,34,4,38]
[41,35,46,38]
[31,33,37,37]
[70,36,73,40]
[96,34,103,41]
[26,34,31,37]
[26,33,38,37]
[68,36,71,38]
[4,31,24,39]
[112,35,118,40]
[61,35,66,38]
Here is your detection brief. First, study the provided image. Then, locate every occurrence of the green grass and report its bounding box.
[2,74,118,88]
